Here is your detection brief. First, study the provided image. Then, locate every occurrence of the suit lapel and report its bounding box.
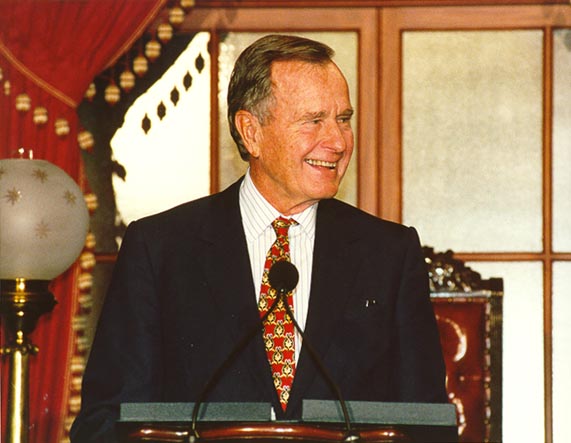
[198,179,277,403]
[287,199,363,415]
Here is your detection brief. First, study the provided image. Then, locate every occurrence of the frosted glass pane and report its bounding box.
[218,32,358,206]
[467,261,544,443]
[111,33,211,225]
[403,31,543,252]
[553,262,571,443]
[553,30,571,252]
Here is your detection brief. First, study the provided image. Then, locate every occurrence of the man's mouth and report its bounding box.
[305,159,337,170]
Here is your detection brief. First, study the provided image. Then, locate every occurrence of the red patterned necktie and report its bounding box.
[258,216,297,411]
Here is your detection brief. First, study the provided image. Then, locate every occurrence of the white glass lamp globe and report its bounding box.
[0,159,90,280]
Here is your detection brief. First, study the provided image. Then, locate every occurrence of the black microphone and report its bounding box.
[268,260,299,294]
[268,261,360,443]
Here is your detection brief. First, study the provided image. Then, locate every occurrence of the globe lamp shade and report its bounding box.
[0,159,90,280]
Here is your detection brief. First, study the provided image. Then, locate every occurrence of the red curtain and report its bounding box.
[0,0,167,441]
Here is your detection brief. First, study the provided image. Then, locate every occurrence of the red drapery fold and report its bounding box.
[0,1,167,441]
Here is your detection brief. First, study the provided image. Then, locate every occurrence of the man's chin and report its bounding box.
[312,185,341,201]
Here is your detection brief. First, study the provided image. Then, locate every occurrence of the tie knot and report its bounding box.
[272,217,297,237]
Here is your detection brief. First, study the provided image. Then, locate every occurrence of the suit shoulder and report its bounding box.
[127,180,240,237]
[321,198,416,238]
[132,194,212,232]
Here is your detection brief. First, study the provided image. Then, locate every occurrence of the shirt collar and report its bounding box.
[240,169,317,240]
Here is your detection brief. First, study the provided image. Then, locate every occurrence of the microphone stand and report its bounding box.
[188,292,283,442]
[189,261,360,442]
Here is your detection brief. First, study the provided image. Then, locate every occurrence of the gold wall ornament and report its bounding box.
[79,251,96,270]
[84,231,96,249]
[84,192,98,212]
[77,292,93,310]
[180,0,195,9]
[133,55,148,77]
[119,69,136,92]
[84,82,96,101]
[145,39,161,62]
[4,80,11,96]
[32,107,48,125]
[169,6,185,26]
[15,93,31,112]
[68,393,82,414]
[157,23,173,43]
[77,272,93,292]
[77,130,94,151]
[54,118,70,137]
[104,82,121,105]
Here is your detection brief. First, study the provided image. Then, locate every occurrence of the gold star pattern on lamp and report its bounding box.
[35,220,50,239]
[4,187,21,205]
[32,168,48,183]
[63,190,77,205]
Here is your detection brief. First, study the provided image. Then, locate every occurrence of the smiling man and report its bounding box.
[234,58,354,215]
[71,35,448,443]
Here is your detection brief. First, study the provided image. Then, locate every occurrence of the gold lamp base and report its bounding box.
[0,279,57,443]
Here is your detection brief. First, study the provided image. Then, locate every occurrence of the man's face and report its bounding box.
[245,60,354,215]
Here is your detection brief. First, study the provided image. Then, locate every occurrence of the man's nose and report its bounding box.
[322,120,347,151]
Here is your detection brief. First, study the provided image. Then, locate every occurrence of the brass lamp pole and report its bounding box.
[0,280,57,443]
[0,155,89,443]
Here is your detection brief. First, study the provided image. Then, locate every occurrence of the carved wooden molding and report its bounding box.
[423,247,503,293]
[193,0,569,8]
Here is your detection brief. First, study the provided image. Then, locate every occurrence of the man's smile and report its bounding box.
[305,158,337,170]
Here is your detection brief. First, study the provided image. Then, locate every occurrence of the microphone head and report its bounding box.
[268,261,299,293]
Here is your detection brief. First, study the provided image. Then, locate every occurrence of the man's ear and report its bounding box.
[235,110,262,158]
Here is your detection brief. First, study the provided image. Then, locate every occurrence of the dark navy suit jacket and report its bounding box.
[70,179,447,442]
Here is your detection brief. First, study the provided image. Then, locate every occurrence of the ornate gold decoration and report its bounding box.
[4,79,11,96]
[157,23,173,43]
[54,118,70,137]
[15,93,31,112]
[424,246,493,292]
[84,82,96,101]
[32,106,48,125]
[133,55,148,77]
[180,0,195,9]
[79,251,96,269]
[145,39,161,62]
[104,82,121,105]
[84,232,96,249]
[77,130,94,151]
[169,6,185,26]
[119,69,136,92]
[84,193,98,211]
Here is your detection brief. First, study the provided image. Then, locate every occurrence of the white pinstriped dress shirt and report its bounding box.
[239,169,317,362]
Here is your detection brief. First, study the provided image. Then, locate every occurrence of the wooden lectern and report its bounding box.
[118,401,458,442]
